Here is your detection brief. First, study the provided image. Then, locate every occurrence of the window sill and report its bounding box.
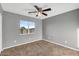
[19,33,35,35]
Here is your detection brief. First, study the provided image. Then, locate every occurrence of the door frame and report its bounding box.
[0,13,2,53]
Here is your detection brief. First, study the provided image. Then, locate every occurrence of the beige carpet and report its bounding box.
[0,40,79,56]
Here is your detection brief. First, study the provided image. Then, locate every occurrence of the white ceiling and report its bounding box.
[1,3,79,20]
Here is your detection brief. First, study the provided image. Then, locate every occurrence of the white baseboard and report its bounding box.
[3,39,42,50]
[44,39,79,52]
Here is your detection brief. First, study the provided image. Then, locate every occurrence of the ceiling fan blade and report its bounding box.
[43,8,51,12]
[28,11,37,13]
[34,5,39,11]
[42,13,47,16]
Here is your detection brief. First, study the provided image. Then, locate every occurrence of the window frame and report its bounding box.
[20,20,35,35]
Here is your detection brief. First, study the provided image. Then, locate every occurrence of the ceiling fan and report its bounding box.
[28,5,51,17]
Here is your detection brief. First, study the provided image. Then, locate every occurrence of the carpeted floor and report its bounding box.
[0,40,79,56]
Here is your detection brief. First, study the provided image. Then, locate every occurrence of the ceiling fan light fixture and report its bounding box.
[28,5,51,17]
[38,12,42,16]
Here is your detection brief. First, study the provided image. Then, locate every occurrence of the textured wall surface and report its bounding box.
[2,11,42,49]
[0,4,3,13]
[43,9,79,49]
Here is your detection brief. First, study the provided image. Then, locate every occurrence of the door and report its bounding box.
[0,13,2,52]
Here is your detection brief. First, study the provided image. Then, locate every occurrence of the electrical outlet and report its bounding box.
[14,40,16,43]
[65,40,67,44]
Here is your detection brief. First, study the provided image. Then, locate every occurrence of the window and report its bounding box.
[20,20,35,35]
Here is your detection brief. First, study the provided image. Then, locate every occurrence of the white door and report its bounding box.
[0,13,2,52]
[77,28,79,48]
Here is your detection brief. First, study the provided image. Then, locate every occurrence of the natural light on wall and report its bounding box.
[20,20,35,35]
[77,28,79,48]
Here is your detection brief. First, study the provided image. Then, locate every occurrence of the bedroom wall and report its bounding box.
[0,4,3,52]
[0,4,3,13]
[43,9,79,50]
[2,11,42,49]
